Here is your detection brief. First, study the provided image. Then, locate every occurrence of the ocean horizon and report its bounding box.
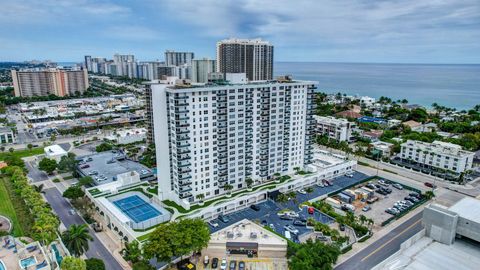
[274,62,480,110]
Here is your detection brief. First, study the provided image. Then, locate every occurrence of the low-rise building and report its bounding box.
[402,120,422,129]
[203,219,287,259]
[0,127,15,144]
[106,128,146,145]
[399,140,474,174]
[44,144,68,161]
[370,141,395,157]
[314,116,356,142]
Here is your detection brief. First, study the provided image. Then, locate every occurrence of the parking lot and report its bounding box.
[196,257,288,270]
[351,178,424,230]
[208,172,370,242]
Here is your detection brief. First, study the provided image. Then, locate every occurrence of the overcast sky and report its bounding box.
[1,0,479,63]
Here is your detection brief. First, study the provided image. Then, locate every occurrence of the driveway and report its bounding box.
[43,188,124,270]
[25,159,49,182]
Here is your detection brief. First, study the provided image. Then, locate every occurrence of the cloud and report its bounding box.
[103,26,164,41]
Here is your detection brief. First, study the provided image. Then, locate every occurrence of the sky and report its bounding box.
[0,0,479,63]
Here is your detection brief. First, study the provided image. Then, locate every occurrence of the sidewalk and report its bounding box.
[93,228,132,270]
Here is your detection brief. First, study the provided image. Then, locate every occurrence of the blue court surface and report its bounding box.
[113,195,161,223]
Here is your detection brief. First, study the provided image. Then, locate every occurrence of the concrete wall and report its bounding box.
[422,204,458,245]
[456,217,480,243]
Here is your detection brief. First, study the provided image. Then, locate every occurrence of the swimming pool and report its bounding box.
[52,244,63,265]
[0,260,5,270]
[113,195,162,223]
[19,256,37,269]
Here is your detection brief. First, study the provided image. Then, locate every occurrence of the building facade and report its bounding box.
[11,68,89,97]
[192,58,216,83]
[400,140,474,173]
[0,127,15,144]
[216,38,274,81]
[164,50,194,66]
[314,116,356,142]
[151,76,316,206]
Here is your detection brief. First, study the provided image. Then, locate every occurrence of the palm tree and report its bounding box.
[34,184,45,193]
[223,184,233,194]
[195,193,205,202]
[245,177,253,188]
[359,215,367,225]
[62,224,93,257]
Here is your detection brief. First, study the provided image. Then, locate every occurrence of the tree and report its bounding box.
[143,218,210,265]
[195,193,205,202]
[58,153,78,173]
[34,183,45,193]
[27,143,33,151]
[223,184,233,193]
[62,224,93,257]
[63,185,85,201]
[288,240,341,270]
[0,146,4,152]
[39,157,57,174]
[132,261,155,270]
[61,256,86,270]
[96,142,113,152]
[78,176,93,187]
[9,147,14,153]
[245,177,253,188]
[85,258,105,270]
[124,241,142,264]
[50,134,57,142]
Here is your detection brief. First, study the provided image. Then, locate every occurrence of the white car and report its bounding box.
[298,189,307,194]
[346,173,354,178]
[220,258,227,270]
[317,182,325,188]
[284,225,299,235]
[208,220,219,228]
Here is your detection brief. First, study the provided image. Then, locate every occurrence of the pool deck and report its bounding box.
[0,236,50,270]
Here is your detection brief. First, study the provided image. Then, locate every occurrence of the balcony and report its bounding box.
[174,95,189,100]
[179,192,192,199]
[179,167,191,174]
[177,135,190,141]
[179,180,192,186]
[178,161,191,167]
[218,177,228,183]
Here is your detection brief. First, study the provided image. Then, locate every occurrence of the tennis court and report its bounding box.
[113,195,161,223]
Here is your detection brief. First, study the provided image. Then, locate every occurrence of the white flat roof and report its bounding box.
[210,219,287,246]
[448,197,480,224]
[44,144,67,155]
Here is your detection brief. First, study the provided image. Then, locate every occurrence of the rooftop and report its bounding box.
[448,197,480,224]
[44,144,67,156]
[402,140,474,157]
[209,219,287,246]
[77,151,154,185]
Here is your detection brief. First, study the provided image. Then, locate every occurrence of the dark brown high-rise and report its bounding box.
[216,38,274,81]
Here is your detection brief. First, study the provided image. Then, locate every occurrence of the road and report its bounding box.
[336,211,424,270]
[25,159,49,182]
[44,187,124,270]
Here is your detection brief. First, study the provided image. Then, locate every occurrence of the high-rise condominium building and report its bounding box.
[216,38,274,81]
[165,50,194,66]
[84,55,92,71]
[11,68,89,97]
[192,58,216,83]
[150,75,316,207]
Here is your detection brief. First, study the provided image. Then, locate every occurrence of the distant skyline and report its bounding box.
[1,0,479,64]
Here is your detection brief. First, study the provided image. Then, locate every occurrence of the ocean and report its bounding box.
[274,62,480,110]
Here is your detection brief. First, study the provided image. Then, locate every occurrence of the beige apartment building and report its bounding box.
[12,68,89,97]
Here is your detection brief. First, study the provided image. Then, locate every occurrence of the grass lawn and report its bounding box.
[0,147,44,160]
[0,177,34,237]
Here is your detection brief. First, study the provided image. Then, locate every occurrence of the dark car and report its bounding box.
[218,215,229,223]
[280,214,293,220]
[238,261,245,270]
[229,260,237,270]
[80,164,90,169]
[212,258,219,269]
[409,192,421,198]
[250,204,260,211]
[424,182,436,188]
[261,220,268,226]
[339,224,345,231]
[293,218,307,226]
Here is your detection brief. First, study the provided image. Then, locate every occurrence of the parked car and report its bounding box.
[212,258,219,269]
[339,224,345,231]
[269,224,275,230]
[385,208,398,215]
[250,204,260,211]
[298,189,307,194]
[261,220,268,226]
[366,183,377,189]
[220,258,227,270]
[208,220,219,228]
[362,205,371,212]
[229,260,237,270]
[204,256,209,266]
[392,183,403,190]
[367,197,379,204]
[293,219,307,226]
[238,261,245,270]
[80,164,90,169]
[284,225,299,235]
[218,215,229,223]
[68,209,76,215]
[308,207,315,215]
[317,182,325,188]
[409,192,421,198]
[280,214,293,220]
[378,180,389,186]
[346,173,354,178]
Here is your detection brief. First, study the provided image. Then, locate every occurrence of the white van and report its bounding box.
[284,230,291,240]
